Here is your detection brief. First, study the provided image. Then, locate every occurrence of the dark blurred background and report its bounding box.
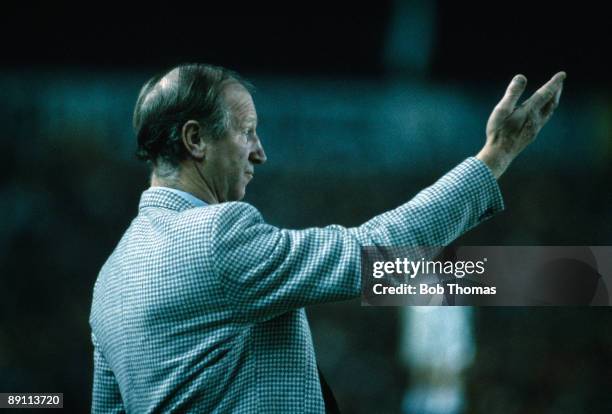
[1,1,611,413]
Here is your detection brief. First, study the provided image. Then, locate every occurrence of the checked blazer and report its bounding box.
[89,157,504,413]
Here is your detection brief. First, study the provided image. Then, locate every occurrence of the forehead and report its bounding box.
[222,83,257,124]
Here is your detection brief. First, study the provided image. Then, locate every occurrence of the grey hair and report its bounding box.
[133,63,253,173]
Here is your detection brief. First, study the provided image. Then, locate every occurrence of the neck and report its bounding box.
[150,161,219,204]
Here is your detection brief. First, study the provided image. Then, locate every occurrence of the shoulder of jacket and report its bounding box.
[214,201,263,223]
[182,201,263,229]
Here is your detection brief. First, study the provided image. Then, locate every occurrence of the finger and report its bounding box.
[495,74,528,115]
[524,71,566,111]
[541,83,564,121]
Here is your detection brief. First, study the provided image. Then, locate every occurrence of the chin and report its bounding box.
[231,188,246,201]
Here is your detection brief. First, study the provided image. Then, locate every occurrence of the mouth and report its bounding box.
[245,171,254,179]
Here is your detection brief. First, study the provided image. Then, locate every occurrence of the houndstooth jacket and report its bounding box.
[89,157,504,413]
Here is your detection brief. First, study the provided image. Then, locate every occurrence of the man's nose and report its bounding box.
[250,136,267,164]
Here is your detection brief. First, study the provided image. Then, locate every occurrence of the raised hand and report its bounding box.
[477,72,566,178]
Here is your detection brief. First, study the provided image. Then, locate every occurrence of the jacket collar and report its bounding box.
[138,187,199,212]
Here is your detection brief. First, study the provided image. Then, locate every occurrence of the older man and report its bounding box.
[89,63,565,413]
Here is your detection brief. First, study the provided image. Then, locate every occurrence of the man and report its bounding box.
[90,63,565,413]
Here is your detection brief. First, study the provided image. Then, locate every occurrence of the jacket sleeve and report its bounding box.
[91,333,125,414]
[210,157,503,322]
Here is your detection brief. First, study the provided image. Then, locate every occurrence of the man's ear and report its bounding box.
[181,120,207,160]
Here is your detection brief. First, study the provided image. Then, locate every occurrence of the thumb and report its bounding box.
[489,75,528,128]
[498,74,528,113]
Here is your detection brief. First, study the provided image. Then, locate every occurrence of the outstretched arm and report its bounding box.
[210,73,565,321]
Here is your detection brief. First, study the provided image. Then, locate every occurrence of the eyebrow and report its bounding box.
[243,116,258,126]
